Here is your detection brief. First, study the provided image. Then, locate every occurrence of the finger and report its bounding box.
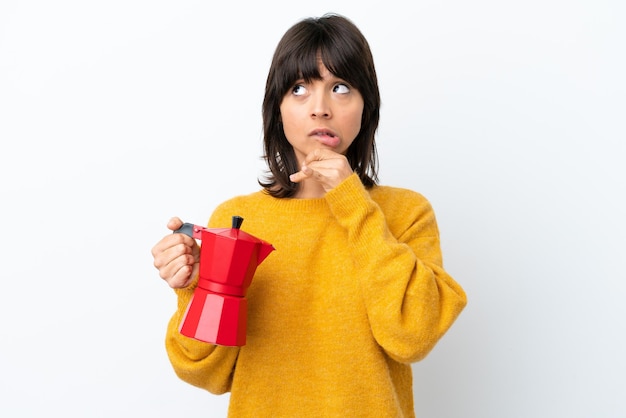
[166,216,184,231]
[289,165,313,183]
[301,161,353,191]
[156,245,195,278]
[166,257,196,288]
[152,241,189,271]
[151,232,192,259]
[305,153,353,179]
[303,148,333,165]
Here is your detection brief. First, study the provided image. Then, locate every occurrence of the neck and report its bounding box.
[293,180,326,199]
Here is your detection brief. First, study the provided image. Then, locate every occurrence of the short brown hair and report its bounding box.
[259,14,380,198]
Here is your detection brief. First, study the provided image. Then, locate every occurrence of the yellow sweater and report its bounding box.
[165,174,467,417]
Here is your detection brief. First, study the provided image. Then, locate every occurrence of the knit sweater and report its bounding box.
[165,173,467,417]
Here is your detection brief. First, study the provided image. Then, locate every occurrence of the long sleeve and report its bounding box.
[161,180,466,417]
[325,174,467,363]
[164,275,240,394]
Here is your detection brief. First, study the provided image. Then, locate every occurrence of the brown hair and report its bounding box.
[259,14,380,198]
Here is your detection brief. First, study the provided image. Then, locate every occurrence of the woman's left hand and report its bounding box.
[289,148,354,192]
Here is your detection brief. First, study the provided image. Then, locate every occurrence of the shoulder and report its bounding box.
[369,184,438,235]
[370,184,433,211]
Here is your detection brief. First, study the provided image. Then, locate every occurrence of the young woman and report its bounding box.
[151,13,467,417]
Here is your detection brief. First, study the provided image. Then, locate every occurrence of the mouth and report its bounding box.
[310,129,340,147]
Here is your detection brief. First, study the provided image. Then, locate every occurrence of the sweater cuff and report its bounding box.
[173,275,198,313]
[325,173,372,221]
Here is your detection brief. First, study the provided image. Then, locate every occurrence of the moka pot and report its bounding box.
[174,216,274,346]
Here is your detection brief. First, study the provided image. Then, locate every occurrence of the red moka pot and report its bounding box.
[174,216,274,346]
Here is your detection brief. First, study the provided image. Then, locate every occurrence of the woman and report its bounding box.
[151,13,467,417]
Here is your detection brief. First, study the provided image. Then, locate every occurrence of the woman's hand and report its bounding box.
[151,217,200,289]
[289,148,353,193]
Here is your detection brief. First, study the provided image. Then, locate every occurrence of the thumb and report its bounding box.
[166,216,184,231]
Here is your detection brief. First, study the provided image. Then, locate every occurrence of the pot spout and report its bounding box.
[258,242,275,265]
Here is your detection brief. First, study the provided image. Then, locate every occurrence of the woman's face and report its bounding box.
[279,63,364,162]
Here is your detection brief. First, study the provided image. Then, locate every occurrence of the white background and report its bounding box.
[1,1,624,417]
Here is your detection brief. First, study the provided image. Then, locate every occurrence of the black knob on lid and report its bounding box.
[232,216,244,229]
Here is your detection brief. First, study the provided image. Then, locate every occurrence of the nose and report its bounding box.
[310,92,331,119]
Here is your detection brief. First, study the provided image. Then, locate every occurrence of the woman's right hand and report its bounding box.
[151,217,200,289]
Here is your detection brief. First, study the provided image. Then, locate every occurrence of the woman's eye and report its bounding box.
[333,83,350,94]
[292,84,307,96]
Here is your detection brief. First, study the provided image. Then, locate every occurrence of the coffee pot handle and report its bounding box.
[173,222,195,238]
